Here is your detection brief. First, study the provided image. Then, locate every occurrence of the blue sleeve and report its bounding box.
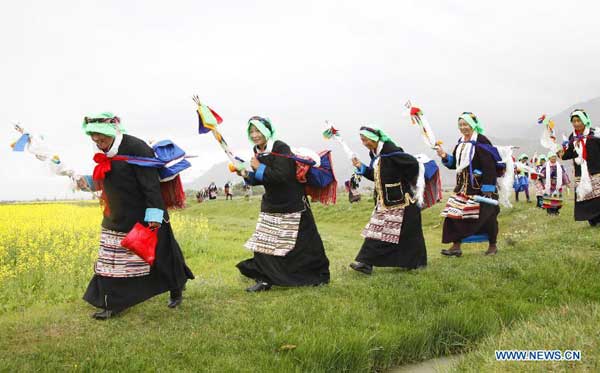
[355,164,367,176]
[355,163,374,181]
[254,163,267,182]
[442,155,456,169]
[359,163,375,181]
[144,208,164,223]
[83,175,96,191]
[481,184,496,193]
[244,171,262,186]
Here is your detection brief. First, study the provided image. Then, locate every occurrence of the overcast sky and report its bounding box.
[1,0,599,200]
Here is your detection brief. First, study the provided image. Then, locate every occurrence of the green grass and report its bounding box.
[453,302,600,372]
[1,195,599,372]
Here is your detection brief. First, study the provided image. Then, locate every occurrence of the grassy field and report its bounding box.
[0,194,599,372]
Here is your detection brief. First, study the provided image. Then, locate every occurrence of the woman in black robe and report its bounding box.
[79,113,194,319]
[236,116,330,291]
[435,112,500,256]
[348,126,427,275]
[559,109,600,226]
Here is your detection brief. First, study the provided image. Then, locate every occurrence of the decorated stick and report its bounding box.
[403,101,443,150]
[322,121,357,160]
[537,114,560,153]
[10,123,83,187]
[193,95,249,173]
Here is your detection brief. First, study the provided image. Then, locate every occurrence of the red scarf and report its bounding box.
[92,152,187,214]
[92,153,128,216]
[93,153,129,181]
[574,130,588,161]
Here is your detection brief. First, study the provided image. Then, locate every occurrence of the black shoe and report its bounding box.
[441,249,463,257]
[246,282,272,292]
[483,246,498,256]
[349,262,373,275]
[167,296,183,308]
[92,309,118,320]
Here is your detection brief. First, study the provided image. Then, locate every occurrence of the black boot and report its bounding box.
[484,245,498,256]
[168,289,183,308]
[349,262,373,275]
[92,309,119,320]
[441,248,463,257]
[246,281,272,292]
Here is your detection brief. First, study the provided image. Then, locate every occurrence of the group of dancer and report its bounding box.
[195,181,234,203]
[55,108,600,319]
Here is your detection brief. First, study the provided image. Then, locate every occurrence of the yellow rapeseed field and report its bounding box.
[0,202,208,312]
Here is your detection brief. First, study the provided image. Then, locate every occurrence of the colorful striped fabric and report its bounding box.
[94,228,151,278]
[361,204,404,244]
[441,193,480,220]
[575,173,600,202]
[542,195,563,209]
[244,211,302,256]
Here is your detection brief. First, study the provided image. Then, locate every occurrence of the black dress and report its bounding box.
[83,134,194,312]
[236,140,330,286]
[561,129,600,223]
[441,134,500,244]
[355,141,427,269]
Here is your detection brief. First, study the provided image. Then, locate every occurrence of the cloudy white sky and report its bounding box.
[1,0,599,200]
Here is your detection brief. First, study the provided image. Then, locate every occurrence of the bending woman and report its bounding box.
[80,113,194,319]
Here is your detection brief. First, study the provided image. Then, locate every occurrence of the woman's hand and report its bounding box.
[148,222,161,229]
[236,169,249,178]
[76,176,90,191]
[250,157,260,171]
[435,145,447,159]
[351,157,362,169]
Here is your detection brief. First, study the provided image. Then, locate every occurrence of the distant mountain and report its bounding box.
[185,161,235,190]
[505,96,600,154]
[485,96,600,164]
[549,96,600,132]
